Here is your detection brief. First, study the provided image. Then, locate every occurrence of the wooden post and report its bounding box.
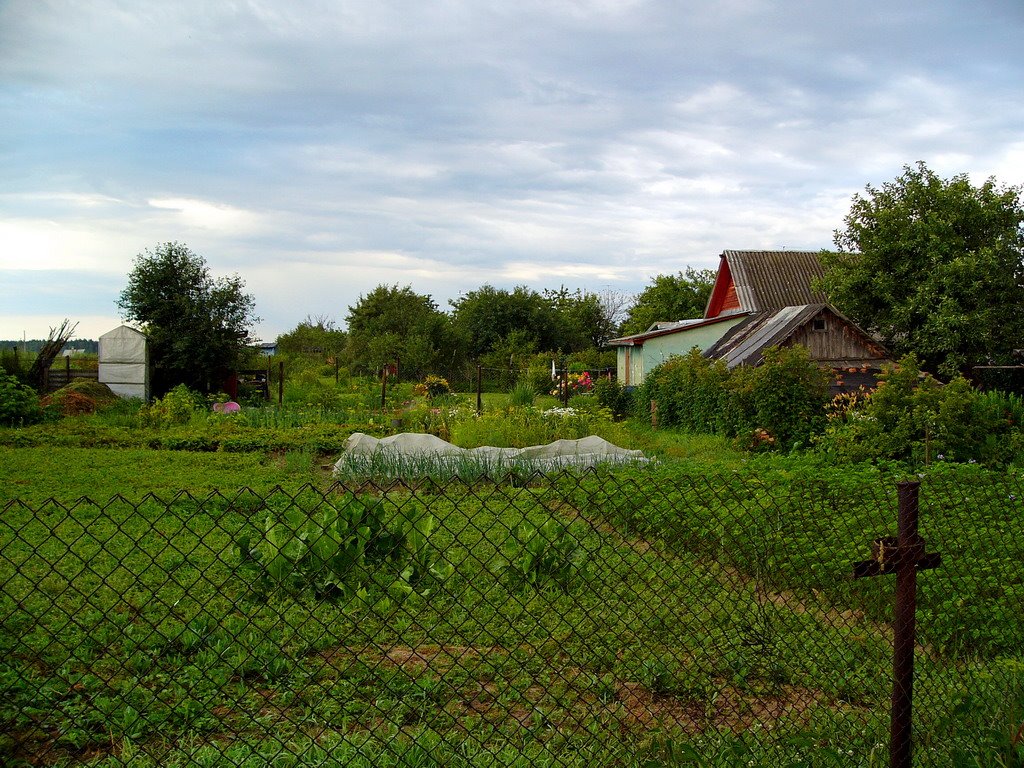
[334,356,339,384]
[380,367,387,411]
[278,361,284,405]
[561,365,569,407]
[650,399,658,429]
[65,354,70,382]
[476,364,482,414]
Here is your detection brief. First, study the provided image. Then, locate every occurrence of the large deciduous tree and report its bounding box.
[117,242,259,396]
[820,162,1024,377]
[450,285,561,359]
[620,268,716,336]
[344,284,454,377]
[276,316,347,360]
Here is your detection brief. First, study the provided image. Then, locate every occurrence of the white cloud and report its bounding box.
[146,198,265,233]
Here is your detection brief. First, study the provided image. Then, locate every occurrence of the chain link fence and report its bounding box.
[2,468,1022,766]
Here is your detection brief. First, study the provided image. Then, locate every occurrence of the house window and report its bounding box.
[811,317,827,332]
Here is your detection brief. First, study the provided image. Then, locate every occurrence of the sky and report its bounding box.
[2,0,1023,342]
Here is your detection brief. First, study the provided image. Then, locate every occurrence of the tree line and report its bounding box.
[110,162,1024,397]
[276,270,718,383]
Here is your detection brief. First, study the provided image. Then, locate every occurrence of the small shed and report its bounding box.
[609,315,748,386]
[702,303,891,392]
[98,325,149,400]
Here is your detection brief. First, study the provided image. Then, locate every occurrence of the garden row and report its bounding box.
[3,469,1020,766]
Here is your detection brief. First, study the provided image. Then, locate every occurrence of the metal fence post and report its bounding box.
[853,480,940,768]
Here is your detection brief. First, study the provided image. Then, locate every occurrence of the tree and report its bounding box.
[820,162,1024,377]
[450,285,562,359]
[118,242,259,395]
[619,268,716,336]
[344,285,454,377]
[276,316,347,359]
[543,287,615,351]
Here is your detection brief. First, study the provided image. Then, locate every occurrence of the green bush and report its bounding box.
[638,346,831,450]
[815,354,1021,466]
[524,358,556,395]
[508,380,536,408]
[592,378,633,420]
[742,346,832,449]
[0,372,42,426]
[137,385,206,428]
[415,374,453,399]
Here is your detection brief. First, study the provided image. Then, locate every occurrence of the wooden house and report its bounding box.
[610,250,891,388]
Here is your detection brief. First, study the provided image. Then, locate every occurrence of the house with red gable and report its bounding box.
[610,250,891,389]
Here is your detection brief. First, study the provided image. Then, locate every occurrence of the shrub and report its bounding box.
[524,359,555,395]
[414,375,452,400]
[638,346,831,451]
[0,372,42,426]
[137,384,206,428]
[814,354,1021,466]
[592,378,633,420]
[742,346,831,449]
[638,349,731,433]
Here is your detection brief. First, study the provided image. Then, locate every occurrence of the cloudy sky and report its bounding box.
[2,0,1023,341]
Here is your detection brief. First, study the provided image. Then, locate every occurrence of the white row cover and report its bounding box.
[335,432,646,474]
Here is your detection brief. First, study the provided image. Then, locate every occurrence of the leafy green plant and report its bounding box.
[502,518,588,590]
[236,502,372,599]
[593,377,633,420]
[415,374,453,399]
[638,346,830,450]
[137,384,206,427]
[815,354,1021,466]
[508,380,536,407]
[0,371,42,426]
[235,498,450,601]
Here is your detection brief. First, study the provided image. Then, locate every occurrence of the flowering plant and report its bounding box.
[550,371,594,397]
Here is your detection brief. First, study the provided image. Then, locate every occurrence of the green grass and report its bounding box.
[0,446,326,505]
[0,482,890,766]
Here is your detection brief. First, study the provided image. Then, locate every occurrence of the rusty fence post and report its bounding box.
[278,361,284,406]
[853,480,940,768]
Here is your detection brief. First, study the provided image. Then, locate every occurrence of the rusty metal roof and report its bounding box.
[704,305,822,367]
[718,250,827,314]
[704,302,890,368]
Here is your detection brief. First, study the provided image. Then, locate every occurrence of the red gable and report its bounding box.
[704,257,741,318]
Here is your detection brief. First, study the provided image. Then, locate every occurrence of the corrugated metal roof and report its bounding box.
[608,314,746,346]
[704,304,826,367]
[721,250,827,313]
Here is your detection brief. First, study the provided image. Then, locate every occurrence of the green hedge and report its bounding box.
[637,346,831,450]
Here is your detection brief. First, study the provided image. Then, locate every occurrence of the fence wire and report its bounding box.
[2,470,1022,767]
